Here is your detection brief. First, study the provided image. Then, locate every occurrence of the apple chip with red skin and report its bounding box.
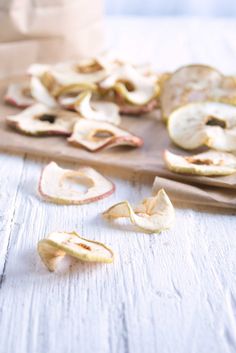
[4,83,35,108]
[38,162,115,205]
[68,119,143,152]
[103,188,175,234]
[164,150,236,176]
[38,231,114,272]
[6,104,78,136]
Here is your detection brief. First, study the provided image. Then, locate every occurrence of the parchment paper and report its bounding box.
[0,76,236,210]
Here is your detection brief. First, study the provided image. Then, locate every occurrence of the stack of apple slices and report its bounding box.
[160,64,236,176]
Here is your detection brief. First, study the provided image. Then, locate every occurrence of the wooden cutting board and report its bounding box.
[1,76,236,189]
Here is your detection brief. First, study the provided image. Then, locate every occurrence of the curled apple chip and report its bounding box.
[168,102,236,152]
[38,231,114,271]
[103,188,175,233]
[4,83,35,108]
[74,91,121,125]
[68,119,143,152]
[164,150,236,176]
[6,104,78,136]
[100,64,159,106]
[39,162,115,204]
[161,64,236,120]
[30,76,58,108]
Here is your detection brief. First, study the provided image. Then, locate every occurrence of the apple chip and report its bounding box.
[28,63,97,95]
[115,93,158,115]
[4,82,35,108]
[161,64,236,120]
[38,231,114,271]
[100,64,159,106]
[30,76,59,108]
[74,91,121,125]
[39,162,115,204]
[52,56,113,84]
[68,119,143,152]
[168,102,236,152]
[6,104,78,136]
[164,150,236,176]
[103,188,175,233]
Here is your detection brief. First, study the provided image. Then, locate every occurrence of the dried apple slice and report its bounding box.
[161,64,236,121]
[100,64,159,106]
[115,92,158,115]
[164,150,236,176]
[53,57,112,84]
[4,83,35,108]
[38,231,114,271]
[6,104,78,136]
[30,76,59,108]
[103,188,174,233]
[28,63,97,95]
[168,102,236,152]
[39,162,115,204]
[57,83,98,110]
[74,91,121,125]
[68,119,143,152]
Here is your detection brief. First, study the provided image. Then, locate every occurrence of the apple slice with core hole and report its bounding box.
[6,104,78,136]
[168,102,236,152]
[68,119,143,152]
[38,162,115,204]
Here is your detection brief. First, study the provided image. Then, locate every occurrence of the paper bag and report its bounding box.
[0,0,104,77]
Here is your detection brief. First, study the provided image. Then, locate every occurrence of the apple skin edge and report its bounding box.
[68,134,144,152]
[8,122,72,137]
[119,99,159,115]
[38,163,116,205]
[6,117,72,137]
[4,96,32,109]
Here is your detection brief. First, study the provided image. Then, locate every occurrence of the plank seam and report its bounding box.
[0,154,26,289]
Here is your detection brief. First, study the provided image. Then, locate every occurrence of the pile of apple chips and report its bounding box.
[5,59,236,271]
[5,55,161,152]
[160,64,236,176]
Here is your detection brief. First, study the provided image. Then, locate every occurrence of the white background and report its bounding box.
[106,0,236,16]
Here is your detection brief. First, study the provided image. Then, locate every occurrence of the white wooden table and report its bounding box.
[0,17,236,353]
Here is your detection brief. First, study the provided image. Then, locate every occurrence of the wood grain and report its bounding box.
[0,17,236,353]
